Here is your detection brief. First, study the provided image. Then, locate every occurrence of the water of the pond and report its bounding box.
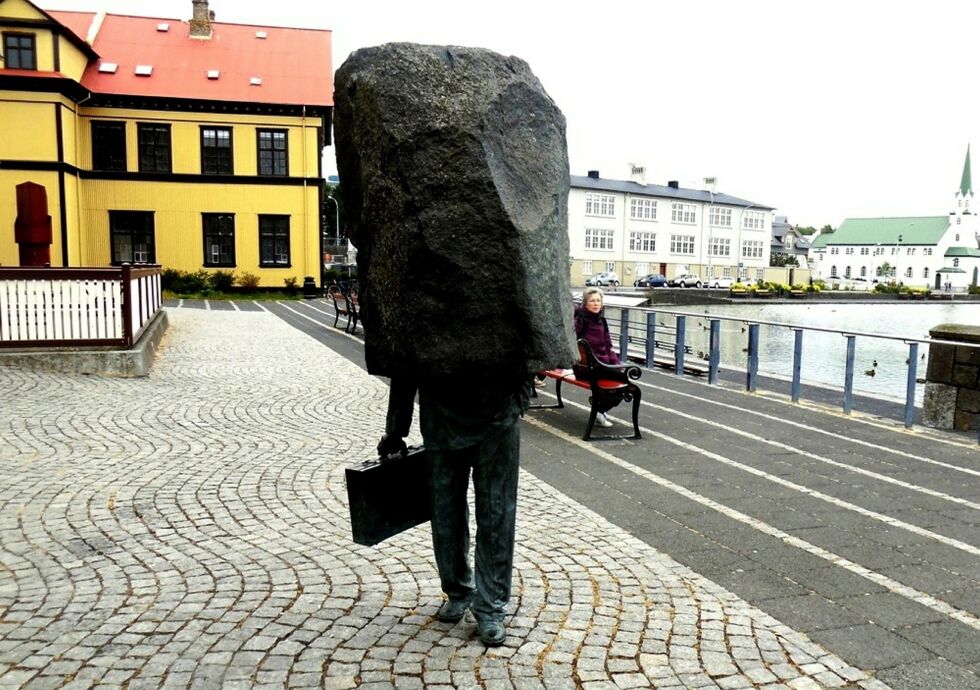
[614,302,979,405]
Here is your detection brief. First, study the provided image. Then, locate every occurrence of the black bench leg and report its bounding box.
[583,404,598,441]
[629,386,642,440]
[333,311,340,328]
[555,379,565,409]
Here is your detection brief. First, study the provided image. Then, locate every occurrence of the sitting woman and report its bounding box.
[573,287,620,427]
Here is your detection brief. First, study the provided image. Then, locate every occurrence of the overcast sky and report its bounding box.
[39,0,980,227]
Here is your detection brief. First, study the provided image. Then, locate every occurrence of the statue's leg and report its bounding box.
[428,447,476,601]
[470,422,520,622]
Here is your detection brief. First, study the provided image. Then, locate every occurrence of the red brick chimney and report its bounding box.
[189,0,212,38]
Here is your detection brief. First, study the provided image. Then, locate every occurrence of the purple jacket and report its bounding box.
[573,306,620,365]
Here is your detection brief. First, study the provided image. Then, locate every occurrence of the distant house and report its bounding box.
[569,167,775,284]
[1,0,333,286]
[770,215,810,266]
[808,149,980,289]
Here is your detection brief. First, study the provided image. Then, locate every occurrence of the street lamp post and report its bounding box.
[703,178,715,280]
[325,195,340,246]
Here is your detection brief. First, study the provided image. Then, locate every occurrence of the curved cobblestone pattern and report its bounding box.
[0,309,888,689]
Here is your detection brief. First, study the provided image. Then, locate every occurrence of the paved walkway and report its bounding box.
[0,306,954,689]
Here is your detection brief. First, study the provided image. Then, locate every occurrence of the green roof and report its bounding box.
[961,145,973,197]
[945,246,980,257]
[821,217,949,245]
[809,233,830,248]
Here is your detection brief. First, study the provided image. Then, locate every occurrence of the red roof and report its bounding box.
[46,10,332,107]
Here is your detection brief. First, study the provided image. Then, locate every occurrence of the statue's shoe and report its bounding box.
[436,598,470,623]
[477,619,506,647]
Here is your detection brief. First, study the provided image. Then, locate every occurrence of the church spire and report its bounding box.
[960,145,972,197]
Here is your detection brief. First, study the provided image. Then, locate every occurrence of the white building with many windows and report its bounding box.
[808,149,980,290]
[569,168,776,285]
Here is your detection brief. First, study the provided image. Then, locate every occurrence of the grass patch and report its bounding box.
[163,290,307,301]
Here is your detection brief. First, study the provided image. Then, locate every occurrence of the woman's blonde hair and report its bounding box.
[582,286,604,308]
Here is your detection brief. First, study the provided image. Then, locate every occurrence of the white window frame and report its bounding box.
[708,237,731,257]
[635,262,649,276]
[904,267,913,278]
[629,198,657,221]
[923,267,930,279]
[585,193,615,217]
[742,240,764,259]
[742,210,765,230]
[605,261,616,273]
[584,228,615,250]
[629,231,657,252]
[669,234,695,255]
[708,207,732,227]
[924,248,932,256]
[860,247,869,255]
[671,203,696,224]
[582,260,593,276]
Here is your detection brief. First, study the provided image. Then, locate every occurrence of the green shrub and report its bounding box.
[209,270,235,292]
[161,268,182,292]
[237,271,260,290]
[969,284,980,295]
[284,276,298,295]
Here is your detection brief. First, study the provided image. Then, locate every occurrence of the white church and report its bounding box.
[809,148,980,289]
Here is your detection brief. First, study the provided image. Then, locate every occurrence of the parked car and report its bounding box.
[668,273,702,288]
[705,276,734,289]
[634,273,667,288]
[585,271,620,286]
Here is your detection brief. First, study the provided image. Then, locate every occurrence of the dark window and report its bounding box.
[3,33,36,70]
[109,211,155,264]
[201,126,233,174]
[137,123,172,173]
[203,213,235,267]
[257,129,288,176]
[259,215,290,267]
[92,121,127,171]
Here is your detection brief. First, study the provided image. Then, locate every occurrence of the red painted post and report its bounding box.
[121,263,133,347]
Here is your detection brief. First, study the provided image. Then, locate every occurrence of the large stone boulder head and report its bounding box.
[334,42,576,379]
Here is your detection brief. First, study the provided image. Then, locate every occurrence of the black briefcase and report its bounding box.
[345,445,432,546]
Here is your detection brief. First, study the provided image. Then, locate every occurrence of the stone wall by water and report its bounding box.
[922,323,980,431]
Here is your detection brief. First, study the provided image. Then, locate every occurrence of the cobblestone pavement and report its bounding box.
[0,309,891,689]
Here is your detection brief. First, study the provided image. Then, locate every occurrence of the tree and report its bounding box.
[796,226,818,236]
[770,254,799,267]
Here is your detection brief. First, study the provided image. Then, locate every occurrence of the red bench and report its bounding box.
[327,285,360,333]
[531,339,642,441]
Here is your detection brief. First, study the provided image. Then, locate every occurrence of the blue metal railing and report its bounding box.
[598,303,979,440]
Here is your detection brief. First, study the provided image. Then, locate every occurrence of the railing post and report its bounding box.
[791,328,804,403]
[645,311,656,369]
[620,308,630,361]
[905,342,918,429]
[843,334,856,414]
[746,323,759,391]
[674,315,686,376]
[121,263,133,347]
[708,319,720,384]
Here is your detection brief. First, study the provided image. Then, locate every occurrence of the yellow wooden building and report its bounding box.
[0,0,332,287]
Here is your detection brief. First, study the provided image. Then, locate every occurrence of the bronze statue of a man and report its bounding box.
[334,42,575,646]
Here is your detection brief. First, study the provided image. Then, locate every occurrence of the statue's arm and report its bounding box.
[377,376,418,456]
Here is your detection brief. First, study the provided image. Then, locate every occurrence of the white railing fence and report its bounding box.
[0,265,162,348]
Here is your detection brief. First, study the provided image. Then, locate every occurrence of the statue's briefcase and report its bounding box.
[345,446,432,546]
